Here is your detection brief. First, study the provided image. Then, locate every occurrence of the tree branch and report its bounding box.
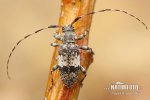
[44,0,95,99]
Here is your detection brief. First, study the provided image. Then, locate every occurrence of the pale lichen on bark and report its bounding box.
[44,0,96,100]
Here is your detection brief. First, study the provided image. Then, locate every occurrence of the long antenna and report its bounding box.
[71,9,148,30]
[7,25,62,79]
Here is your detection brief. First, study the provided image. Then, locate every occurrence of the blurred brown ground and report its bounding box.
[0,0,150,100]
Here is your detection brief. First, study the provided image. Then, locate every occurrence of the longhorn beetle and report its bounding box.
[7,9,148,87]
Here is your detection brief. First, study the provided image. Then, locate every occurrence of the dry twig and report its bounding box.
[44,0,95,99]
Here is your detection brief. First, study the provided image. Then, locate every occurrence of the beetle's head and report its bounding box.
[62,25,74,32]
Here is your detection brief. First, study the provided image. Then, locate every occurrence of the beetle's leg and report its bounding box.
[47,65,59,92]
[79,45,94,54]
[80,66,87,87]
[50,43,60,47]
[75,30,89,40]
[50,65,59,85]
[80,66,86,74]
[53,32,62,40]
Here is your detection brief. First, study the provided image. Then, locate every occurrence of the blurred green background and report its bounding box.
[0,0,150,100]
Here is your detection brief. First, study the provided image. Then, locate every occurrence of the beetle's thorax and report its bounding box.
[62,25,76,43]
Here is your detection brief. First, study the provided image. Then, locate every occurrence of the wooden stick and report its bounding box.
[44,0,95,99]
